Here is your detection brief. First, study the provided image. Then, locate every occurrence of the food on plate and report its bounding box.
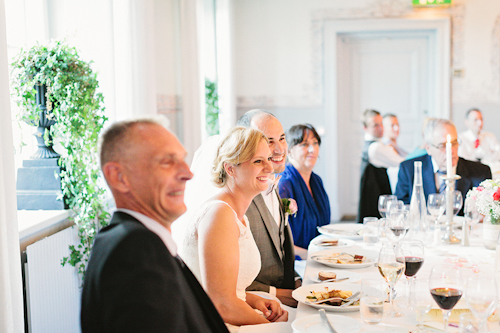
[316,253,369,264]
[318,239,339,246]
[305,287,356,306]
[318,271,337,281]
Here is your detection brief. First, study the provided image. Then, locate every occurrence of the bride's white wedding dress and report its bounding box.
[178,199,261,302]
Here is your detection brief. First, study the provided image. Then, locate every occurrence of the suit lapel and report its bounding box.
[253,194,283,261]
[422,155,438,197]
[456,159,471,196]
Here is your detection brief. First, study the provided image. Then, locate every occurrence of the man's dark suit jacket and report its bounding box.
[81,212,229,333]
[245,192,296,292]
[395,154,492,216]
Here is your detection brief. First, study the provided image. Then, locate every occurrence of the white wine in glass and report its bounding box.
[378,245,405,317]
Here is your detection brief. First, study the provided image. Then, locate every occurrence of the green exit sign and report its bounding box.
[413,0,452,6]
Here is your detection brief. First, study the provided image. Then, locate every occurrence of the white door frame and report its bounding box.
[323,17,451,221]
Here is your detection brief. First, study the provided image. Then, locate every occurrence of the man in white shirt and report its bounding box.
[458,108,500,174]
[237,109,301,307]
[358,109,404,222]
[382,113,408,158]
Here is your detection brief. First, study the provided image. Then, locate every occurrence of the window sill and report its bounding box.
[18,210,75,252]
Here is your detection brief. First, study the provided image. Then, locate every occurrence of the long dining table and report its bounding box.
[240,222,499,333]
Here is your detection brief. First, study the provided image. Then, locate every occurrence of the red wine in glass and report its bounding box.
[430,288,462,310]
[398,256,424,277]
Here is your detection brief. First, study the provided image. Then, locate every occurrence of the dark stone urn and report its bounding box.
[31,83,60,159]
[16,83,64,210]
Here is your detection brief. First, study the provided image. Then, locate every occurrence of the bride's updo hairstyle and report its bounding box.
[212,126,268,187]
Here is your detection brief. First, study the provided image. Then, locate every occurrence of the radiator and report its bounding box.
[25,226,81,333]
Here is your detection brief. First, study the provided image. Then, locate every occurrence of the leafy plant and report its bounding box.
[10,41,110,280]
[205,78,219,135]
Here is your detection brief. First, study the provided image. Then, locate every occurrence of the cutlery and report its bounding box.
[319,309,338,333]
[340,291,361,307]
[318,277,349,283]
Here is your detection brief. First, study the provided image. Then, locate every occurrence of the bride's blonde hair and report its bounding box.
[212,127,268,187]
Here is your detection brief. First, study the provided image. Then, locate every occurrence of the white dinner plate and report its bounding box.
[317,223,363,240]
[310,238,355,249]
[291,313,362,333]
[292,282,361,312]
[307,270,361,283]
[311,248,377,269]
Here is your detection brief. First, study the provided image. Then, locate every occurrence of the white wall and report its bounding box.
[232,0,500,219]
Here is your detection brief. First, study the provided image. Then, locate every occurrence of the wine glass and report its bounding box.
[411,276,433,333]
[385,209,409,244]
[450,190,463,217]
[387,200,404,218]
[378,244,405,317]
[396,239,425,302]
[465,275,497,333]
[429,265,463,333]
[428,193,445,225]
[378,195,397,218]
[464,197,480,236]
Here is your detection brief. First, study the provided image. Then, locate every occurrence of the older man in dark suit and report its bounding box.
[237,110,301,307]
[395,118,491,216]
[81,118,229,333]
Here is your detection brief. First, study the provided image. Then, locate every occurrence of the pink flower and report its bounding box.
[288,199,298,215]
[477,186,484,192]
[494,188,500,201]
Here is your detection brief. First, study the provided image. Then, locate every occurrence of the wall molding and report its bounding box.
[237,0,466,110]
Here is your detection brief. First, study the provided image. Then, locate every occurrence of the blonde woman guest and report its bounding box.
[177,127,288,330]
[279,124,331,259]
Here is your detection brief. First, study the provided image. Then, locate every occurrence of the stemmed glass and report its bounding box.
[385,209,409,245]
[411,276,433,333]
[378,245,405,317]
[378,195,397,218]
[464,197,480,236]
[465,275,497,333]
[428,193,445,225]
[396,239,425,302]
[429,265,463,333]
[450,190,463,217]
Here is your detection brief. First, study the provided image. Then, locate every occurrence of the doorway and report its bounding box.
[323,18,450,221]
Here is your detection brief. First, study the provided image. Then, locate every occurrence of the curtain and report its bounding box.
[0,0,25,331]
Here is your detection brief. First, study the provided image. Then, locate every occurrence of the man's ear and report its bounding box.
[103,162,129,193]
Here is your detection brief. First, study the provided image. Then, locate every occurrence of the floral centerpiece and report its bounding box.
[466,179,500,224]
[466,179,500,249]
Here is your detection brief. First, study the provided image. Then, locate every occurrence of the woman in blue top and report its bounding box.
[279,124,331,259]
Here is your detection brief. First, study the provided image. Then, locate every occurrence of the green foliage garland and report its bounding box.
[205,78,219,136]
[10,41,110,279]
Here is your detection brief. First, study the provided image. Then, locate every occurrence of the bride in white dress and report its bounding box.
[177,127,288,328]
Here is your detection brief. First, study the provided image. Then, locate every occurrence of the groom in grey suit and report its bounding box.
[237,110,301,307]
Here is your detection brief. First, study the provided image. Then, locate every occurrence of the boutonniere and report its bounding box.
[281,198,298,217]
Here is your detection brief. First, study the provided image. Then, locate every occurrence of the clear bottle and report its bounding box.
[409,161,427,239]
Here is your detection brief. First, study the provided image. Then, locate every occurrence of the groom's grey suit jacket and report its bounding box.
[245,190,297,292]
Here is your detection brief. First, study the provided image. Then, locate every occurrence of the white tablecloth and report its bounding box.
[240,224,500,333]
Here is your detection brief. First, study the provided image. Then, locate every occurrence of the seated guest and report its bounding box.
[237,110,300,308]
[358,109,404,222]
[81,117,229,333]
[382,113,407,158]
[177,127,288,331]
[395,118,491,216]
[458,108,500,174]
[279,124,330,259]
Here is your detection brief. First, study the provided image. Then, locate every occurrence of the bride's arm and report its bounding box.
[198,204,270,326]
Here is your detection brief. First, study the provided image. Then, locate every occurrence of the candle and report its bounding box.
[446,134,452,178]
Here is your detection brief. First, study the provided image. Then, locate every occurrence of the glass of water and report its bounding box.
[363,217,379,244]
[360,278,385,325]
